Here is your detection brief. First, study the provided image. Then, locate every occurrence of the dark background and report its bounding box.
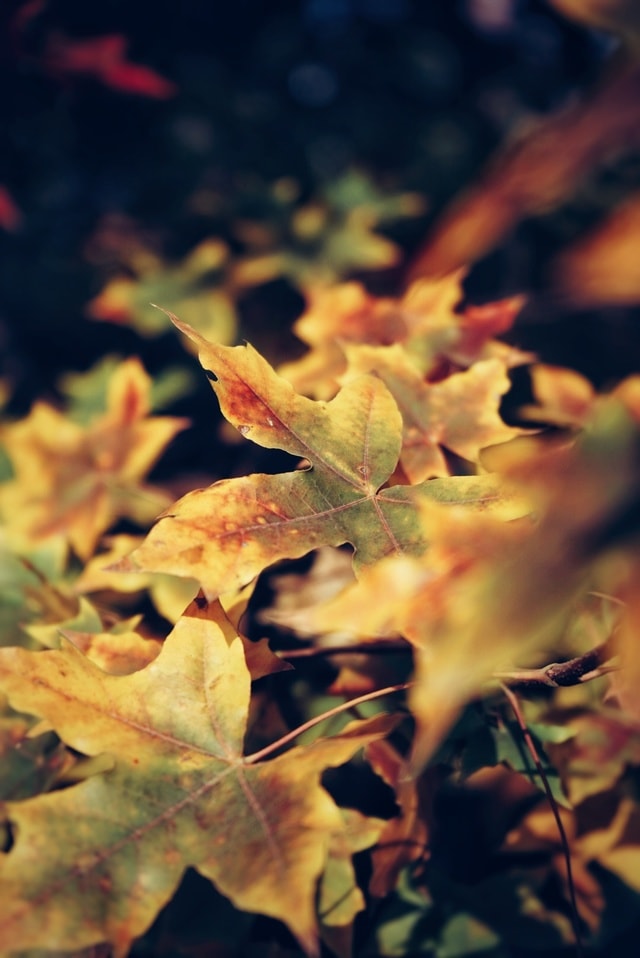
[0,0,637,432]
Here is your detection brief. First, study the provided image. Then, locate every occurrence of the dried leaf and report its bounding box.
[233,169,426,292]
[366,740,430,898]
[0,534,77,649]
[0,600,394,956]
[75,534,199,623]
[121,318,511,600]
[547,707,640,805]
[319,808,386,958]
[61,627,162,676]
[520,364,595,428]
[343,345,524,481]
[279,274,526,401]
[258,547,356,640]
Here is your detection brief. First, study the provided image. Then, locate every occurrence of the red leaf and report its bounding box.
[44,32,176,99]
[0,186,22,231]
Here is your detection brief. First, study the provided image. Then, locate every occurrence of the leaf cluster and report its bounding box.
[4,2,640,956]
[2,262,640,957]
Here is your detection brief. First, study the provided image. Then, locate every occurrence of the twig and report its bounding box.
[495,640,615,690]
[277,638,616,691]
[500,684,584,958]
[243,681,411,764]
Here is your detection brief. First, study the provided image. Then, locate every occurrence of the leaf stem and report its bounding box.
[500,683,584,958]
[243,682,411,764]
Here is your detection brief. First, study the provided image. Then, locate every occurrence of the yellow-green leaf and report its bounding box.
[121,318,511,600]
[0,599,394,956]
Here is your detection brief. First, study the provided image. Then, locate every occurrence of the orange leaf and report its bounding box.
[279,275,527,400]
[409,61,640,279]
[553,192,640,306]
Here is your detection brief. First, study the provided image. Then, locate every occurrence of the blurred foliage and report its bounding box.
[2,0,631,416]
[3,1,640,956]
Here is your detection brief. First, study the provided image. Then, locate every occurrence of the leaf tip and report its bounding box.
[149,304,200,343]
[104,553,140,575]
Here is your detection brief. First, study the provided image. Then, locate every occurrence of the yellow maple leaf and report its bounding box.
[279,273,527,400]
[0,358,188,560]
[343,344,526,480]
[0,598,393,956]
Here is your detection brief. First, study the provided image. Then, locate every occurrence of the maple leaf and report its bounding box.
[365,739,430,898]
[232,169,426,292]
[0,358,188,559]
[43,32,176,98]
[343,344,525,481]
[120,317,512,600]
[519,364,596,429]
[505,702,640,931]
[58,356,195,425]
[87,239,237,342]
[61,623,163,676]
[295,398,640,769]
[0,532,77,649]
[0,598,395,956]
[74,533,199,624]
[319,808,386,958]
[258,547,356,640]
[278,274,527,401]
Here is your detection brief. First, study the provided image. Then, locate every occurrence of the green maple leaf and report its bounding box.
[0,599,394,957]
[232,169,426,291]
[121,317,510,600]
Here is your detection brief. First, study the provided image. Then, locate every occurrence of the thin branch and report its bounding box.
[495,640,615,691]
[243,681,411,765]
[277,638,617,693]
[500,683,584,958]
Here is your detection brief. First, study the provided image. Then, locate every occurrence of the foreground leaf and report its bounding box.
[0,599,394,956]
[297,399,640,767]
[122,319,512,599]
